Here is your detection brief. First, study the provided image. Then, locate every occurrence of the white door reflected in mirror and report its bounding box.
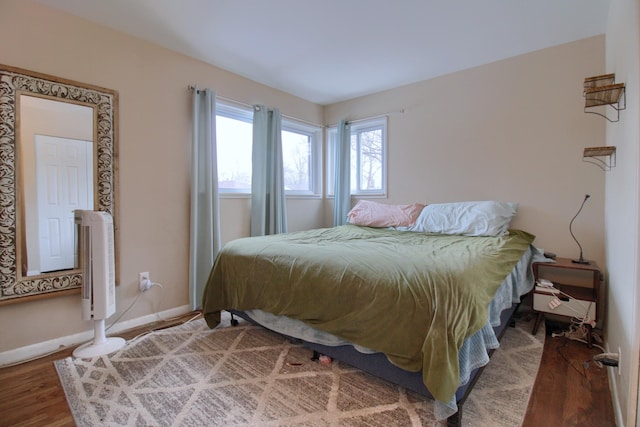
[29,135,93,275]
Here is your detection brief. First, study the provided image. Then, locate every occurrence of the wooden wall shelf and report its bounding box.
[583,146,616,171]
[583,74,626,122]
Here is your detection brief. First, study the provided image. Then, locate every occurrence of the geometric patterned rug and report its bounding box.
[55,311,544,427]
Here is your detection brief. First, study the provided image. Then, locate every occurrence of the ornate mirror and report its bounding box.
[0,65,118,304]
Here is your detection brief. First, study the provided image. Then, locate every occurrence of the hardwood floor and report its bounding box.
[0,314,616,427]
[523,322,616,427]
[0,313,198,427]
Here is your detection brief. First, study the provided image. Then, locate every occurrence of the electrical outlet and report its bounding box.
[618,346,622,376]
[139,272,151,292]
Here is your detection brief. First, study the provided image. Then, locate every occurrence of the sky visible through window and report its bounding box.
[216,115,252,190]
[216,115,313,192]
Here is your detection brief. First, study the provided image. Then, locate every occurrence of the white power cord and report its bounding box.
[106,276,165,333]
[537,279,595,327]
[126,312,202,344]
[592,352,619,368]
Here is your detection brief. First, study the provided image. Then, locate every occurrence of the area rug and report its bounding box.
[55,311,544,427]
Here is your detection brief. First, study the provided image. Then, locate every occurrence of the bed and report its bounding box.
[202,201,544,425]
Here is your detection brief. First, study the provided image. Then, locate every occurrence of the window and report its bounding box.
[215,101,322,197]
[327,117,387,197]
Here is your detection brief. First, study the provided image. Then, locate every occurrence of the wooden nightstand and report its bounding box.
[531,257,602,346]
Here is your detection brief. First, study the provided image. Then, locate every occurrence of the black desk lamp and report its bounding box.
[570,194,591,265]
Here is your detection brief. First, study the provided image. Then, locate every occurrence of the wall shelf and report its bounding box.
[583,74,626,122]
[583,146,616,171]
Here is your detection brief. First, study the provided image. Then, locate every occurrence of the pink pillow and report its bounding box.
[347,200,425,227]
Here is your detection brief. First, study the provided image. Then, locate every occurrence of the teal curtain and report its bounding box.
[333,119,351,226]
[251,105,288,236]
[189,87,221,311]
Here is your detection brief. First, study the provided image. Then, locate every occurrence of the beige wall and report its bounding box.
[325,36,607,266]
[603,0,640,425]
[0,1,323,354]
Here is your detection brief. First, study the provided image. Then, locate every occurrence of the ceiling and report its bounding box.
[37,0,611,105]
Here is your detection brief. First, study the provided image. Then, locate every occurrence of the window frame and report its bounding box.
[326,116,388,198]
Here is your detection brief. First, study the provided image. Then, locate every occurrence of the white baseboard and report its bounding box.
[0,305,193,367]
[606,353,626,427]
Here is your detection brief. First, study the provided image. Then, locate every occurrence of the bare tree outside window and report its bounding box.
[357,129,382,190]
[350,127,383,192]
[282,130,310,191]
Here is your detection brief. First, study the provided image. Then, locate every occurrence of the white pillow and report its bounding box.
[410,201,519,236]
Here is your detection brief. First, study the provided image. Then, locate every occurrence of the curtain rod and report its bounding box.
[327,109,406,128]
[188,85,324,128]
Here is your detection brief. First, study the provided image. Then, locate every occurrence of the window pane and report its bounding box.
[216,115,252,191]
[350,134,357,192]
[282,130,311,191]
[358,128,383,191]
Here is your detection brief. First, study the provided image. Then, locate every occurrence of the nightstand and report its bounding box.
[531,257,602,347]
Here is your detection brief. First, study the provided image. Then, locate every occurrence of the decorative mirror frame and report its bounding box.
[0,64,119,304]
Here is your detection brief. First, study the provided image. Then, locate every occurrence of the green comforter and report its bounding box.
[202,225,534,402]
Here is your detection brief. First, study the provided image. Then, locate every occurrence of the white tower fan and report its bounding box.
[72,210,125,358]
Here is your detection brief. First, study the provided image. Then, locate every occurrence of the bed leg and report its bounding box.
[311,350,320,361]
[230,313,239,326]
[446,407,462,427]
